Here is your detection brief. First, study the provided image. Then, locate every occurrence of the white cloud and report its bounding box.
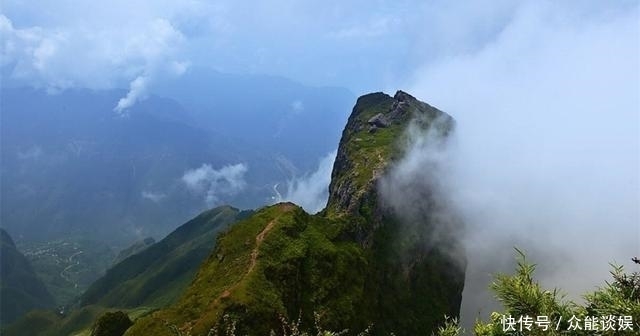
[275,151,336,214]
[378,117,463,253]
[170,60,190,75]
[327,16,398,40]
[182,163,248,205]
[290,100,304,114]
[114,75,148,114]
[17,146,43,160]
[0,13,186,108]
[1,0,512,93]
[407,0,639,327]
[141,190,166,203]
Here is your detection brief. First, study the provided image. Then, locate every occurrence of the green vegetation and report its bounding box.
[90,311,133,336]
[5,91,464,335]
[2,206,249,336]
[0,229,55,325]
[124,91,465,336]
[80,206,251,308]
[154,251,639,336]
[112,238,155,265]
[3,305,152,336]
[2,309,60,336]
[434,250,640,335]
[3,305,104,336]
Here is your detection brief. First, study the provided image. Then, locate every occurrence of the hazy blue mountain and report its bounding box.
[1,87,242,242]
[1,72,354,320]
[0,229,55,325]
[153,67,355,173]
[1,74,353,243]
[126,91,465,336]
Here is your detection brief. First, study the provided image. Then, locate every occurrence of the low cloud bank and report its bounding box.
[182,163,248,206]
[378,116,465,265]
[141,190,166,203]
[275,151,336,214]
[405,1,639,328]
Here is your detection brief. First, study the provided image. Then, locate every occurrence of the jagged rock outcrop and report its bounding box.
[124,91,465,336]
[326,90,451,219]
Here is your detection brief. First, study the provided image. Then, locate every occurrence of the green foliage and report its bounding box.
[1,309,59,336]
[91,311,133,336]
[488,249,575,329]
[2,206,240,336]
[126,200,461,335]
[113,237,156,265]
[583,264,640,320]
[126,92,464,336]
[433,249,640,336]
[3,305,155,336]
[4,305,101,336]
[325,93,399,216]
[432,317,461,336]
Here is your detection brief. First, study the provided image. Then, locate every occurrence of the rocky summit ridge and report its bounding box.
[124,90,465,336]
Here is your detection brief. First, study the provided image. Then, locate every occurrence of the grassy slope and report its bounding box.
[0,229,56,325]
[3,305,154,336]
[125,203,362,335]
[3,206,250,336]
[112,237,155,265]
[125,91,465,336]
[80,206,252,308]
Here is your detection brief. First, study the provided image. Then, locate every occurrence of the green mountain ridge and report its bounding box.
[113,237,156,266]
[3,90,466,336]
[0,229,56,325]
[2,206,251,336]
[124,90,466,336]
[80,206,253,309]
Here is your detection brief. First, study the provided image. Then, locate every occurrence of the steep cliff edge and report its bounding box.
[125,91,465,336]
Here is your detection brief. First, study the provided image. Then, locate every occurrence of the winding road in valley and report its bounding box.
[60,250,83,286]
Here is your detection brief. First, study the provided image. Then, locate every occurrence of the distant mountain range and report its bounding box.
[0,70,354,243]
[124,91,465,335]
[154,67,354,172]
[2,91,466,336]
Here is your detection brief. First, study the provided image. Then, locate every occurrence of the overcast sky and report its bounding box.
[3,1,634,95]
[2,0,639,326]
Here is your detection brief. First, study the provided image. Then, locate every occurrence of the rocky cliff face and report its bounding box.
[326,91,455,246]
[125,91,465,336]
[327,91,451,213]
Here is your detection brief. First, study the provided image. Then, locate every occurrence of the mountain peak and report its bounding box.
[393,89,413,100]
[326,90,452,217]
[124,91,464,336]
